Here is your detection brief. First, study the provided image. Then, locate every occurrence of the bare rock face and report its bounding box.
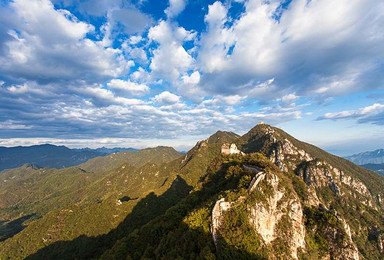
[269,137,313,172]
[378,233,384,254]
[320,220,359,260]
[211,165,361,259]
[247,172,305,259]
[211,198,232,248]
[249,174,283,244]
[340,219,360,260]
[260,125,375,210]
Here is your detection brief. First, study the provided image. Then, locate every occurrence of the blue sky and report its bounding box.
[0,0,383,155]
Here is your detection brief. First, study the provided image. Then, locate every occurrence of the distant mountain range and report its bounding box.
[0,144,138,171]
[345,149,384,165]
[344,149,384,176]
[74,147,139,154]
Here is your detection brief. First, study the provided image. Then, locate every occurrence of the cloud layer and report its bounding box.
[319,103,384,125]
[0,0,383,150]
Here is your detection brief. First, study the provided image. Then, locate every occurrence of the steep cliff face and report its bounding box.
[236,124,384,259]
[212,168,306,259]
[247,171,305,259]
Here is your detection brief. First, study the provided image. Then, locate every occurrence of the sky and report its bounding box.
[0,0,383,155]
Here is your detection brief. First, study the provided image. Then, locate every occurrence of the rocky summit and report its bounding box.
[1,124,384,259]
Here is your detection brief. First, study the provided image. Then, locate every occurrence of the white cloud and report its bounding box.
[319,103,384,125]
[152,91,181,104]
[204,95,244,106]
[278,93,299,107]
[198,1,235,74]
[218,95,244,105]
[281,94,298,103]
[79,86,145,106]
[131,67,151,83]
[148,20,196,83]
[177,71,205,101]
[7,82,48,95]
[182,71,200,85]
[0,120,31,130]
[0,0,133,83]
[0,80,303,143]
[197,0,384,102]
[124,46,148,63]
[107,79,149,96]
[165,0,187,19]
[129,35,143,45]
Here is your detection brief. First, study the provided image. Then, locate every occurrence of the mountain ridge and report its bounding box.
[0,144,139,171]
[345,149,384,165]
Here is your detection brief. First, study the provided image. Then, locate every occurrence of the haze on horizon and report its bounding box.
[0,0,383,156]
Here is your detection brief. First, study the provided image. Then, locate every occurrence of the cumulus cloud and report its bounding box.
[177,71,205,101]
[197,0,384,101]
[107,79,149,96]
[318,103,384,125]
[77,85,145,107]
[148,20,196,83]
[121,42,148,64]
[128,35,143,45]
[198,1,235,74]
[130,67,151,83]
[165,0,187,19]
[0,0,133,84]
[152,91,181,104]
[204,95,244,106]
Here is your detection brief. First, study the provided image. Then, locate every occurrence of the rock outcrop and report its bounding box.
[221,143,244,155]
[247,172,306,259]
[211,198,232,248]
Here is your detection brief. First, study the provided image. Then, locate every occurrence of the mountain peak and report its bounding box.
[206,130,240,144]
[141,146,179,153]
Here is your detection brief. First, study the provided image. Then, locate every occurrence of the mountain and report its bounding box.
[345,149,384,165]
[344,149,384,176]
[74,147,139,154]
[79,146,181,174]
[361,163,384,176]
[1,124,384,259]
[0,144,140,171]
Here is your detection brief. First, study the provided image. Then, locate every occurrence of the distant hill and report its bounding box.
[0,144,138,171]
[345,149,384,165]
[74,147,139,154]
[361,163,384,176]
